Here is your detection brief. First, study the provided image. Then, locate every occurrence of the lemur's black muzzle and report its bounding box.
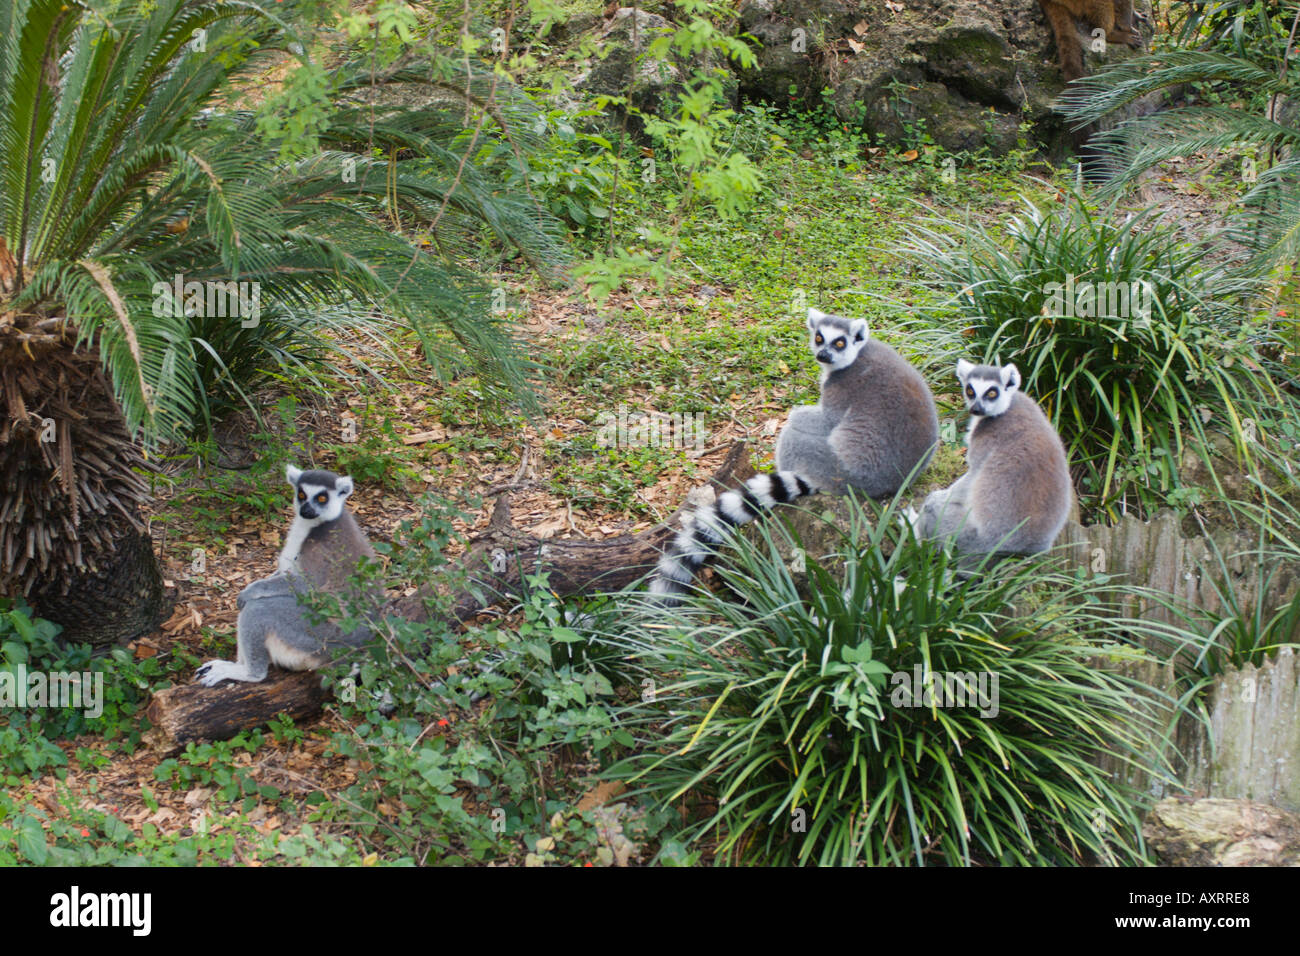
[816,349,833,364]
[299,503,318,520]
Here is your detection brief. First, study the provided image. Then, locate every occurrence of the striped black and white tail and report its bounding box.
[648,471,814,600]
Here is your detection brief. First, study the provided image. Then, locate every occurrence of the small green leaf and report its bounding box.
[17,816,48,865]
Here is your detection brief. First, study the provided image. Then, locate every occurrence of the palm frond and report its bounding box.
[1058,51,1281,128]
[0,0,570,600]
[1058,47,1300,272]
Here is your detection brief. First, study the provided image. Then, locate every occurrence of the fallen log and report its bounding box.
[387,440,754,624]
[145,669,329,754]
[147,442,753,749]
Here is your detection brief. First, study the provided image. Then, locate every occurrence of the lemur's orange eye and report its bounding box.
[833,339,845,350]
[316,493,327,504]
[965,385,975,399]
[985,388,999,401]
[814,334,824,345]
[298,491,305,501]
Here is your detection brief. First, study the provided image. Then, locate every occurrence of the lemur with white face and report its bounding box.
[649,308,940,599]
[917,360,1072,558]
[195,466,380,686]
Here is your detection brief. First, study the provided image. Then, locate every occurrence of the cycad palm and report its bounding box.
[1060,47,1300,268]
[0,0,564,642]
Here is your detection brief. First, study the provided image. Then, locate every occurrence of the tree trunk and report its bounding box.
[0,340,167,645]
[28,505,167,646]
[388,441,754,625]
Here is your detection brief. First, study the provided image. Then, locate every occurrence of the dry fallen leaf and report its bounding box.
[530,515,568,539]
[159,604,193,634]
[577,780,627,813]
[147,807,178,827]
[403,425,446,445]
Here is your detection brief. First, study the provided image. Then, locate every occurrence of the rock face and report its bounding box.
[575,8,737,118]
[570,1,1156,156]
[1144,798,1300,866]
[576,10,679,116]
[736,0,1154,156]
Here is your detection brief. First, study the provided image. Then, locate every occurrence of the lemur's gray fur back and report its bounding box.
[649,310,938,601]
[775,325,939,496]
[917,360,1071,561]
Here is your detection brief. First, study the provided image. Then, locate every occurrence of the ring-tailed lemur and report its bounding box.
[649,308,940,599]
[916,360,1071,558]
[195,466,382,686]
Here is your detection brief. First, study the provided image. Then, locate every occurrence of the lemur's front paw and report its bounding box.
[195,660,244,686]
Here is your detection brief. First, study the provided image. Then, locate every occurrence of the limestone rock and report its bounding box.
[732,0,1158,156]
[575,8,737,117]
[1143,797,1300,866]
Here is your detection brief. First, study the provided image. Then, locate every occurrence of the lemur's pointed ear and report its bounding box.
[955,358,974,381]
[806,307,825,330]
[286,465,302,486]
[850,318,869,343]
[1003,364,1021,391]
[336,476,354,498]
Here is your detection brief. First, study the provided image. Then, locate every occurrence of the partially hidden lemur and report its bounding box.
[195,466,381,686]
[917,360,1071,559]
[1038,0,1143,81]
[649,308,939,599]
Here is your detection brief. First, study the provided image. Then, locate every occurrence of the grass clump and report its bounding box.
[613,496,1179,866]
[897,194,1293,520]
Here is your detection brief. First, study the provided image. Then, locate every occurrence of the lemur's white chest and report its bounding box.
[278,517,313,573]
[965,414,983,447]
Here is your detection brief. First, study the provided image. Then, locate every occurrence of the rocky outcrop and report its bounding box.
[569,1,1158,156]
[736,0,1155,155]
[575,8,737,117]
[1144,798,1300,866]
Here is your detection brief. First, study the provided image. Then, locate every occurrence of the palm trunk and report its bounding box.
[1,339,167,646]
[28,505,166,646]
